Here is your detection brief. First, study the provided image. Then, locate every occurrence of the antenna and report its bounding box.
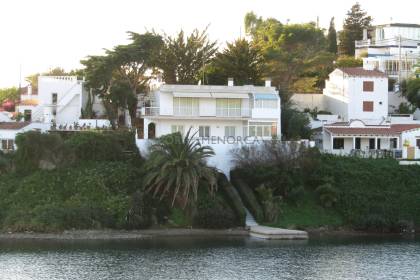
[19,64,22,92]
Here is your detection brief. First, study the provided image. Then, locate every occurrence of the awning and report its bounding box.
[253,93,278,100]
[211,92,249,99]
[173,92,212,98]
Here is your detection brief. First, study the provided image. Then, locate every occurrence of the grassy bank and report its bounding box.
[0,131,243,232]
[233,144,420,233]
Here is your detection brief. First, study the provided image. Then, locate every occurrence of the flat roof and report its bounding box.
[375,23,420,28]
[337,67,388,78]
[160,84,277,94]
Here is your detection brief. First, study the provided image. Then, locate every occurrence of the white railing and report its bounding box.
[31,106,45,122]
[141,107,160,116]
[216,108,251,117]
[56,83,81,113]
[355,39,371,48]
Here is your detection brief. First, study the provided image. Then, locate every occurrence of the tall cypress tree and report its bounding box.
[338,3,372,56]
[327,17,337,54]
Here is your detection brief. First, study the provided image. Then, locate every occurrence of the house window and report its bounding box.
[333,138,344,149]
[216,99,241,117]
[24,109,32,122]
[369,138,375,149]
[1,139,14,151]
[171,125,184,135]
[390,138,398,149]
[416,139,420,149]
[224,126,236,137]
[173,97,199,116]
[199,126,210,138]
[52,93,58,105]
[248,122,276,137]
[355,137,361,149]
[363,81,374,92]
[363,101,374,112]
[255,100,278,109]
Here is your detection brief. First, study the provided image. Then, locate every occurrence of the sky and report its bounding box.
[0,0,419,88]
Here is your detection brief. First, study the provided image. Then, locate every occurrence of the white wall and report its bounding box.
[199,98,216,116]
[347,77,388,121]
[38,76,83,124]
[290,93,326,111]
[402,129,420,159]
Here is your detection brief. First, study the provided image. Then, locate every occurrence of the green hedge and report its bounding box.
[14,130,140,173]
[234,154,420,232]
[0,162,151,232]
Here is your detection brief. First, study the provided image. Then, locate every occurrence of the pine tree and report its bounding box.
[338,3,372,56]
[327,17,337,54]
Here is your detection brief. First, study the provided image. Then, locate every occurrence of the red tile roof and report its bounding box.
[0,122,30,130]
[338,67,388,78]
[325,124,420,136]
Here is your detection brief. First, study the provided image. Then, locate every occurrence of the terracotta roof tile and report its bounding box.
[0,122,30,130]
[325,124,420,136]
[338,67,388,78]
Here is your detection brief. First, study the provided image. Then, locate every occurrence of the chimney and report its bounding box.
[228,78,234,86]
[265,78,272,87]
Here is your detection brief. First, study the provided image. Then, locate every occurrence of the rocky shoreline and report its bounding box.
[0,228,249,241]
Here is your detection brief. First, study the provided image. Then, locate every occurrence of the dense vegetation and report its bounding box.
[232,143,420,232]
[0,131,243,232]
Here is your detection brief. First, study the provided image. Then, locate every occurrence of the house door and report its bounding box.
[148,123,156,139]
[355,138,361,149]
[377,138,381,150]
[407,147,415,160]
[369,138,375,149]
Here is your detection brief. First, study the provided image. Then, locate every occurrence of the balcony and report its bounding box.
[216,108,251,118]
[140,107,251,118]
[141,107,160,116]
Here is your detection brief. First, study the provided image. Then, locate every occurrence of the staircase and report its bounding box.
[31,105,45,122]
[56,82,81,113]
[245,209,258,227]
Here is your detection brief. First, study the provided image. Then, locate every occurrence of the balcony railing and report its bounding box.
[141,107,160,116]
[350,149,402,159]
[216,108,251,118]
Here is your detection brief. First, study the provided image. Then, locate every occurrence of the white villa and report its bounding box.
[321,67,420,159]
[139,80,281,140]
[355,23,420,81]
[1,76,110,152]
[136,80,281,175]
[323,67,389,121]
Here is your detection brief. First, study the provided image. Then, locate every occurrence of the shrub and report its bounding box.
[255,184,282,223]
[0,161,145,231]
[193,193,238,229]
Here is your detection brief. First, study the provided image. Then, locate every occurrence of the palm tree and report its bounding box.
[144,128,218,207]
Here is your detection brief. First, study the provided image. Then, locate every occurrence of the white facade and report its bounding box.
[0,122,50,152]
[355,23,420,80]
[320,67,420,159]
[323,68,388,122]
[140,84,281,140]
[16,76,106,126]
